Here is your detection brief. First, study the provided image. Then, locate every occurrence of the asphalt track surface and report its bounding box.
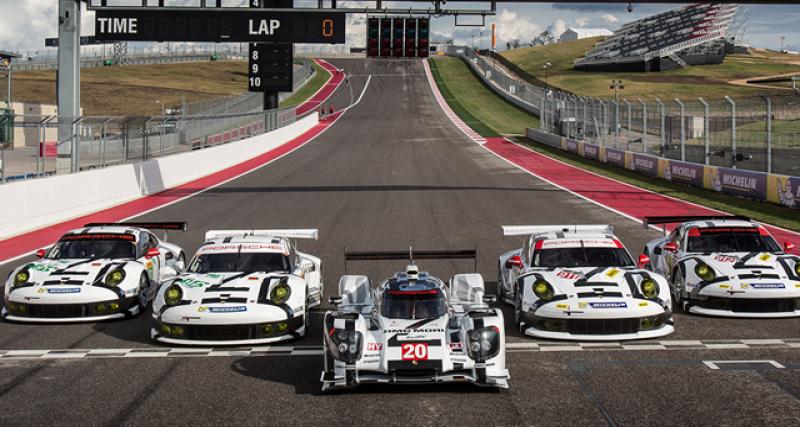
[2,59,800,425]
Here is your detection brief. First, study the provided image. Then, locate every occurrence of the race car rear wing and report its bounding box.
[502,225,613,237]
[204,229,319,242]
[343,248,477,274]
[642,216,750,228]
[85,222,188,231]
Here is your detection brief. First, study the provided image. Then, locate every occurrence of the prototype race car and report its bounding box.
[643,216,800,317]
[321,249,509,391]
[498,225,674,341]
[3,222,187,322]
[151,229,322,345]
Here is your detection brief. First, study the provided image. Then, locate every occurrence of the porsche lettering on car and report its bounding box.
[498,225,674,341]
[3,222,187,322]
[644,216,800,318]
[151,229,322,345]
[321,249,509,391]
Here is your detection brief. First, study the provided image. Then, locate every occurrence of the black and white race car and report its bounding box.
[498,225,674,341]
[3,222,187,322]
[321,249,509,391]
[151,229,322,345]
[644,216,800,317]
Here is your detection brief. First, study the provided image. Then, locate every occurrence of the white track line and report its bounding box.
[3,339,800,361]
[0,64,353,268]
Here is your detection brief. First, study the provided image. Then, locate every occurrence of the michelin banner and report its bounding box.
[524,128,800,211]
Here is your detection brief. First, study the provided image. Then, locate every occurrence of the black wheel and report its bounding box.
[496,263,504,302]
[130,273,150,318]
[672,268,686,311]
[513,288,523,332]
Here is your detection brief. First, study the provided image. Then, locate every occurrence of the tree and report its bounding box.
[511,39,521,49]
[506,41,512,50]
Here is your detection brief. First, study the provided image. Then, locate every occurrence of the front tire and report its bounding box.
[672,268,686,311]
[513,288,524,333]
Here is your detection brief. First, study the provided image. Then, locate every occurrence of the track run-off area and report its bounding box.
[1,59,800,426]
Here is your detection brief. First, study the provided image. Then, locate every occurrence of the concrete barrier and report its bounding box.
[0,114,319,240]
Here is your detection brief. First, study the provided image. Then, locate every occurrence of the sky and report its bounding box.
[1,1,800,57]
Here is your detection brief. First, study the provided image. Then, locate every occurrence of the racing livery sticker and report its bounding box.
[589,301,627,309]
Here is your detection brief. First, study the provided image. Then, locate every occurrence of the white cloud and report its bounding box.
[601,13,619,25]
[573,17,591,28]
[546,19,568,39]
[491,9,542,45]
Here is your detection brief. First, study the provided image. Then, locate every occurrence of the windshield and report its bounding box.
[687,228,781,253]
[381,290,447,320]
[188,252,290,273]
[48,235,136,260]
[533,248,634,268]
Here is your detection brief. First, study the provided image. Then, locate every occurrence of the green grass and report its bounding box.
[430,50,800,232]
[280,61,330,108]
[501,39,800,99]
[429,56,539,136]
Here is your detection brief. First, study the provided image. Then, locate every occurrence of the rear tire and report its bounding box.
[513,288,523,333]
[497,263,504,303]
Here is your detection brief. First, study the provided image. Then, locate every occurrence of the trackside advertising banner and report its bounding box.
[524,128,800,211]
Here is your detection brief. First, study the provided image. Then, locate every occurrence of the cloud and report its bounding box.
[573,17,591,28]
[600,13,619,25]
[546,19,568,39]
[490,9,542,45]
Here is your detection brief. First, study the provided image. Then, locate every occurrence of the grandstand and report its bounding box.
[574,3,738,72]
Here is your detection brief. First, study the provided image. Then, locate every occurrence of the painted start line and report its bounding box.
[0,59,345,265]
[3,339,800,361]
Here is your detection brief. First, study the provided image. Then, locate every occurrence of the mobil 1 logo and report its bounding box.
[248,43,293,92]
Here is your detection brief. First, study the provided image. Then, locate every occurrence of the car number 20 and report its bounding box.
[400,343,429,361]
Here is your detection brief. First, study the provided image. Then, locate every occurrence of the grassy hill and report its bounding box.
[501,38,800,100]
[9,61,251,116]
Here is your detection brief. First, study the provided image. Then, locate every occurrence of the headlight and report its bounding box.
[640,278,659,300]
[326,328,363,364]
[533,280,555,301]
[105,268,126,287]
[164,284,183,306]
[467,326,501,362]
[13,269,30,287]
[795,262,800,276]
[694,263,716,282]
[270,283,291,305]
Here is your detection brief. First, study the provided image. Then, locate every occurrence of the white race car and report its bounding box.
[643,216,800,318]
[151,229,322,345]
[321,249,509,391]
[3,222,187,322]
[498,225,674,341]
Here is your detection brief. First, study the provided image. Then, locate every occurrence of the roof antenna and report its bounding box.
[409,246,414,266]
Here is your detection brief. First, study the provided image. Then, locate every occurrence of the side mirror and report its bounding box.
[638,254,651,268]
[505,255,524,269]
[329,296,343,305]
[785,242,795,253]
[483,295,497,305]
[145,248,161,259]
[664,242,679,253]
[35,249,46,259]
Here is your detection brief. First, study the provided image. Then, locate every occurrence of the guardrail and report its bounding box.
[443,45,800,177]
[527,127,800,211]
[1,108,296,183]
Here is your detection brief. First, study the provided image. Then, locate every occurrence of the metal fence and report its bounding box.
[444,45,800,176]
[1,108,296,183]
[181,61,315,116]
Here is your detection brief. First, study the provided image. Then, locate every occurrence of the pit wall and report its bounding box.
[526,128,800,211]
[0,114,319,240]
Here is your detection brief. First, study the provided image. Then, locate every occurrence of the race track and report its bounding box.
[1,59,800,426]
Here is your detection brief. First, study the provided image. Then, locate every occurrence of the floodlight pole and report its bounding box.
[57,0,81,174]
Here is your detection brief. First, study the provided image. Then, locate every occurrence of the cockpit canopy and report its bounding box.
[380,272,447,320]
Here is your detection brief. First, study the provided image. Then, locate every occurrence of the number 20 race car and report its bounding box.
[498,225,674,341]
[151,229,322,345]
[644,216,800,317]
[321,249,509,391]
[3,222,187,322]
